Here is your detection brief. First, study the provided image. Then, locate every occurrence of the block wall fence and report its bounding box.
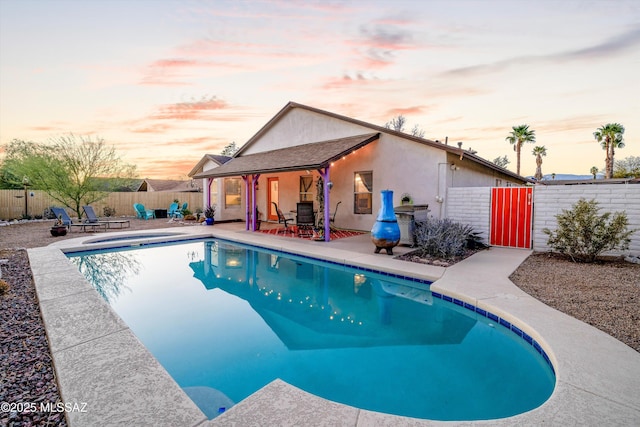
[446,184,640,256]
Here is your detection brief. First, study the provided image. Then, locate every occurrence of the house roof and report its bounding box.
[191,133,380,179]
[187,154,232,177]
[226,102,527,183]
[136,179,201,192]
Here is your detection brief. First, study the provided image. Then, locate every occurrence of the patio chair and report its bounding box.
[134,203,155,220]
[330,201,342,229]
[168,202,183,219]
[272,202,293,234]
[296,202,315,237]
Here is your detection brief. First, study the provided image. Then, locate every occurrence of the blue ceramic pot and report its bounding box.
[371,190,400,255]
[205,217,214,225]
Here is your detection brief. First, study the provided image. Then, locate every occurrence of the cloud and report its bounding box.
[349,24,418,69]
[384,105,429,116]
[443,26,640,77]
[560,26,640,61]
[133,156,203,179]
[320,73,378,90]
[152,96,230,121]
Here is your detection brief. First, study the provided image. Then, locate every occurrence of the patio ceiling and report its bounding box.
[192,133,380,179]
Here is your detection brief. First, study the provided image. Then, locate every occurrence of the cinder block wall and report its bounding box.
[533,184,640,256]
[445,184,640,256]
[445,187,492,244]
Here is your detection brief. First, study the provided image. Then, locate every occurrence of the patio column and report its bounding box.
[251,174,260,231]
[319,166,331,242]
[242,175,249,230]
[206,178,213,207]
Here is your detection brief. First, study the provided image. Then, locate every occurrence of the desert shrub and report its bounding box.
[414,217,482,259]
[543,198,634,263]
[0,279,9,296]
[103,206,116,217]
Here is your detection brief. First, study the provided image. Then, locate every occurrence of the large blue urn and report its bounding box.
[371,189,400,255]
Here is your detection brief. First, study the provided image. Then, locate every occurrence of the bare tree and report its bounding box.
[384,115,426,137]
[492,155,510,168]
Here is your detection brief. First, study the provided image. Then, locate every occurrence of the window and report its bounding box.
[354,171,372,214]
[224,178,241,207]
[299,176,313,202]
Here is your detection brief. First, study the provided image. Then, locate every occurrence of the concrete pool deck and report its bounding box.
[28,223,640,426]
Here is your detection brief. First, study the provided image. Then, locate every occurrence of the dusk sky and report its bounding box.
[1,0,638,179]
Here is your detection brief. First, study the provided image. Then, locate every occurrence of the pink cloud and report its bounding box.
[385,106,429,116]
[152,96,230,121]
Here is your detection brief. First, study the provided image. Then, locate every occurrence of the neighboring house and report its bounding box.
[189,102,528,239]
[136,179,202,192]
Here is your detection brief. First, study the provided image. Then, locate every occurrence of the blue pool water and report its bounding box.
[67,238,555,421]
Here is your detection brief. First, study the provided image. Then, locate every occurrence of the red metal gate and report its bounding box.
[490,187,533,249]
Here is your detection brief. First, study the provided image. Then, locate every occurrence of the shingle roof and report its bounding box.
[136,179,200,192]
[192,133,380,179]
[187,154,232,177]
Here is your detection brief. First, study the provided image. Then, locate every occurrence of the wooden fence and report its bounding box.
[0,190,204,220]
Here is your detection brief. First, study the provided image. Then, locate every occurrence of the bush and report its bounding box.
[414,217,483,259]
[543,198,634,263]
[103,206,116,217]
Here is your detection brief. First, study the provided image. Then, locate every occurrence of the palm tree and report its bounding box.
[590,166,598,179]
[593,123,625,179]
[505,124,536,176]
[532,146,547,180]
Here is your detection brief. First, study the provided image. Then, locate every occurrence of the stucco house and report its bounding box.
[189,102,527,240]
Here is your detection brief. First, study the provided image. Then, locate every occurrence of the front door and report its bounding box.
[267,178,279,221]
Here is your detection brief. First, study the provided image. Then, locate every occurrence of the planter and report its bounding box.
[205,217,214,225]
[50,226,67,237]
[371,189,400,255]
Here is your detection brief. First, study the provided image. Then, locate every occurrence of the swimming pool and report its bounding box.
[67,238,555,421]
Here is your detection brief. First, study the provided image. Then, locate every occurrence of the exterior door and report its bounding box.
[490,187,533,249]
[267,178,279,221]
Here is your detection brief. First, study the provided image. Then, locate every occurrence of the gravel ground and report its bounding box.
[1,218,638,425]
[0,218,200,426]
[510,252,640,353]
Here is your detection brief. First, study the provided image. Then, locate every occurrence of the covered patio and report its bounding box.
[192,133,380,241]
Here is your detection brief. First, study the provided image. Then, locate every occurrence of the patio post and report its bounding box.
[319,166,331,241]
[206,178,213,208]
[242,175,249,230]
[251,174,260,231]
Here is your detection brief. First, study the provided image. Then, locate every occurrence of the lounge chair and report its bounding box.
[296,202,315,237]
[50,207,103,232]
[168,202,183,219]
[134,203,155,220]
[272,202,293,234]
[83,205,130,229]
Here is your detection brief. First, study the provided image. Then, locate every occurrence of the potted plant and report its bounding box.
[50,215,68,237]
[401,192,413,205]
[204,205,216,225]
